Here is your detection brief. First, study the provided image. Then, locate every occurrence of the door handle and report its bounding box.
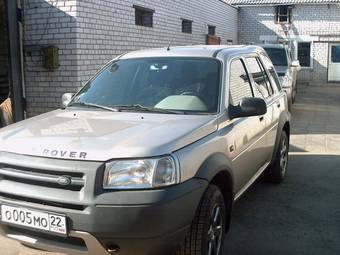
[259,116,264,122]
[277,103,281,108]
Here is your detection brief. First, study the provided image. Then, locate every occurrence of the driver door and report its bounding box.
[227,58,268,195]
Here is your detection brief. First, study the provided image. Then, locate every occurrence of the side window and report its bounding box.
[229,59,253,106]
[268,67,281,92]
[256,58,274,95]
[246,57,270,99]
[260,53,282,92]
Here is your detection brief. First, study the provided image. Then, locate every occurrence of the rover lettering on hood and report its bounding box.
[42,149,88,159]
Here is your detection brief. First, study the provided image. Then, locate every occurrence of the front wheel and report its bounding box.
[177,185,226,255]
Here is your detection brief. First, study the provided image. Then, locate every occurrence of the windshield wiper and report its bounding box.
[113,104,186,114]
[68,102,119,112]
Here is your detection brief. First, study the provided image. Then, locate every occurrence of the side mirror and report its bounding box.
[229,97,267,119]
[61,93,74,108]
[291,60,301,71]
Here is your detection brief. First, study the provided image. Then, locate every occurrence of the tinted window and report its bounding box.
[298,42,311,67]
[263,48,288,67]
[71,58,221,114]
[331,45,340,63]
[229,59,253,106]
[246,57,270,99]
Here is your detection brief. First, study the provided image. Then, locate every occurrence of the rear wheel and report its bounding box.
[265,131,289,183]
[177,185,226,255]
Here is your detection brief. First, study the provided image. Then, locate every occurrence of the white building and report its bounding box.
[0,0,238,119]
[229,0,340,86]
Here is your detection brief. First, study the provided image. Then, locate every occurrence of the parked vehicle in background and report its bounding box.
[261,44,301,110]
[0,45,290,255]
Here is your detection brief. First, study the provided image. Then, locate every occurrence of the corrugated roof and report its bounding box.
[228,0,340,5]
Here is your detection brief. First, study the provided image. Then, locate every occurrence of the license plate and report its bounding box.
[0,204,67,235]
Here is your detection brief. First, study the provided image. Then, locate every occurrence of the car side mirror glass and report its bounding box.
[229,97,267,119]
[61,93,74,108]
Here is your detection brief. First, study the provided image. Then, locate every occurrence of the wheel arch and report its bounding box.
[195,153,234,231]
[271,111,291,163]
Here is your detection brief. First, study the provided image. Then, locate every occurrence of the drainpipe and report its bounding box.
[5,0,24,122]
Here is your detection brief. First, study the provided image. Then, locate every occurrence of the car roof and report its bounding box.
[259,44,287,49]
[119,45,264,59]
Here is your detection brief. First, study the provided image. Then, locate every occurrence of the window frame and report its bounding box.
[228,57,255,107]
[208,25,216,36]
[275,5,292,24]
[259,52,282,93]
[297,41,313,69]
[134,5,154,28]
[244,56,273,100]
[181,19,193,34]
[255,57,274,96]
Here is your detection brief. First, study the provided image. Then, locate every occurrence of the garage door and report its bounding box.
[328,43,340,82]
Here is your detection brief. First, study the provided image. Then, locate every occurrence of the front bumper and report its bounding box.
[0,152,208,255]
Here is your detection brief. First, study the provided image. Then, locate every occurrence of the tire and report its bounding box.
[177,185,226,255]
[265,131,289,184]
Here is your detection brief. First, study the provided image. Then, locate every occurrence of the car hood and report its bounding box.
[0,109,217,161]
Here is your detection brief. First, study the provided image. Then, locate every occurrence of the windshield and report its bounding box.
[70,57,221,114]
[263,48,288,67]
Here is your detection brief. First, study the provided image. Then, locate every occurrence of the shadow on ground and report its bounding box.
[225,154,340,255]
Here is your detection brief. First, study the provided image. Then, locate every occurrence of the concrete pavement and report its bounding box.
[1,85,340,254]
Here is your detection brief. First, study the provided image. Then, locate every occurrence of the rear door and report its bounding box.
[227,58,268,193]
[245,56,277,163]
[259,52,286,150]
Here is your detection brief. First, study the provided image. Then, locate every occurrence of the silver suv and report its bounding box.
[0,45,290,255]
[261,44,301,110]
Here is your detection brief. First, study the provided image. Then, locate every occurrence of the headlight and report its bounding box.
[103,156,179,189]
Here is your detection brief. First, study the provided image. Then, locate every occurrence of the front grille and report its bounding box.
[0,165,85,191]
[0,192,86,211]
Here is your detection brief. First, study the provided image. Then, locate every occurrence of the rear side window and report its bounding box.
[229,59,253,106]
[246,57,271,99]
[260,53,282,92]
[256,58,274,95]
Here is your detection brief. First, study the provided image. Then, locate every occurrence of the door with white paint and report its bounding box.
[328,43,340,82]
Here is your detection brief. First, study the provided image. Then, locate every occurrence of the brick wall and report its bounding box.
[23,0,238,117]
[23,0,79,117]
[76,0,238,84]
[238,4,340,84]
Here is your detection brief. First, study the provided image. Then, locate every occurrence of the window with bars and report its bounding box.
[182,19,192,34]
[134,5,154,28]
[276,5,292,24]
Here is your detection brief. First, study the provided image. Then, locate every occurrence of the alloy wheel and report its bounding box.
[207,204,223,255]
[280,138,288,176]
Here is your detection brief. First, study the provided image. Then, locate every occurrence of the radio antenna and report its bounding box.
[167,39,174,51]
